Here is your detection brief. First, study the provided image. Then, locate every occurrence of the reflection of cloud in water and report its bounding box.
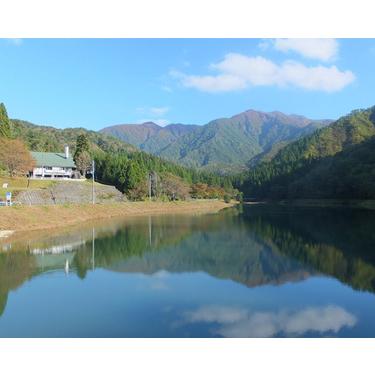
[183,305,357,337]
[150,270,170,290]
[138,269,171,291]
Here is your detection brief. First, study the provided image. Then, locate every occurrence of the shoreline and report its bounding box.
[0,200,235,234]
[265,199,375,210]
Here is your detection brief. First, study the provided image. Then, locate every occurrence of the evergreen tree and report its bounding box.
[0,103,12,138]
[125,161,144,190]
[74,134,90,160]
[75,150,92,175]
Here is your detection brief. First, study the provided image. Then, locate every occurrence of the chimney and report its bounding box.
[64,145,70,159]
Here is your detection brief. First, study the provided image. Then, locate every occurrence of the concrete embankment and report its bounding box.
[15,180,124,205]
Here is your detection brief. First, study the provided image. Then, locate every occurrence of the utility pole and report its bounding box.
[148,215,152,247]
[92,227,95,271]
[148,172,152,201]
[92,160,95,205]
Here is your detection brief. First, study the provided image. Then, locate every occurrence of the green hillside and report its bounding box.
[11,119,137,155]
[101,110,330,173]
[239,106,375,199]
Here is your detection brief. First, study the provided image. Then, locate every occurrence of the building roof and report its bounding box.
[31,152,76,168]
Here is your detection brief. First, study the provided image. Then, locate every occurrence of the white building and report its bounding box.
[30,146,76,179]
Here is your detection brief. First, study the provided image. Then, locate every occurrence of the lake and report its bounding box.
[1,204,375,337]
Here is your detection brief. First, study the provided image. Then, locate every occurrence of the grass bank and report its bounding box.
[0,200,234,233]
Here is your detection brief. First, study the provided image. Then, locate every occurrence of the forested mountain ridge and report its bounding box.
[100,122,199,154]
[101,110,331,173]
[11,119,137,155]
[238,106,375,199]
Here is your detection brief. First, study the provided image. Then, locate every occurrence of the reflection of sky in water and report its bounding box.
[1,206,375,337]
[134,271,371,338]
[182,305,357,338]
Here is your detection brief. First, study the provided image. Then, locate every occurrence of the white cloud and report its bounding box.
[136,106,170,116]
[182,305,357,338]
[174,53,355,93]
[258,39,270,51]
[4,38,23,46]
[150,106,170,116]
[136,106,170,126]
[274,38,338,62]
[161,85,173,93]
[182,73,247,92]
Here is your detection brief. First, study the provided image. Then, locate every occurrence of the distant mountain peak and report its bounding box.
[140,121,161,128]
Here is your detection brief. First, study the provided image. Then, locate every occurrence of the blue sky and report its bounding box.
[1,38,374,130]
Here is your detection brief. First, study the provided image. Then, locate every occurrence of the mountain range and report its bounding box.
[6,102,375,200]
[100,110,332,173]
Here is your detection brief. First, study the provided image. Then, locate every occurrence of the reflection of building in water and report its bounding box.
[30,240,86,255]
[0,227,99,317]
[34,252,76,272]
[1,243,12,252]
[29,240,86,272]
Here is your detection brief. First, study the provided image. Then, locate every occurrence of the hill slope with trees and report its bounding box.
[238,106,375,199]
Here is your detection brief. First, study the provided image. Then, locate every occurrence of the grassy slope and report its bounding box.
[0,200,234,232]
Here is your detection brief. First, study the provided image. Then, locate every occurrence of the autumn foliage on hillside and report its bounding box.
[0,138,35,177]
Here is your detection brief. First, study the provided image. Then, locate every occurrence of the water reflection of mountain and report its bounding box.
[1,205,375,317]
[68,205,375,293]
[0,251,36,316]
[63,208,312,287]
[107,228,312,287]
[0,213,232,315]
[241,205,375,293]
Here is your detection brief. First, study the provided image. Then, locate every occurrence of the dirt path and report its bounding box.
[0,200,234,233]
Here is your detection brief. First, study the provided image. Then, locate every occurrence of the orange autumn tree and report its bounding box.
[0,138,35,177]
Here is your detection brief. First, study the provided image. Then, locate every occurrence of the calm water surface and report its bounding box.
[1,204,375,337]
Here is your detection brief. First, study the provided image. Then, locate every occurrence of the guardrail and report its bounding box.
[0,202,13,206]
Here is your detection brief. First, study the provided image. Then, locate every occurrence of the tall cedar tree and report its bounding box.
[74,134,91,174]
[74,134,90,158]
[0,103,12,138]
[75,151,92,175]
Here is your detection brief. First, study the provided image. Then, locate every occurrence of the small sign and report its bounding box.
[2,183,8,188]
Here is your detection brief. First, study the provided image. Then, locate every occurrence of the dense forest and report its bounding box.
[236,106,375,200]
